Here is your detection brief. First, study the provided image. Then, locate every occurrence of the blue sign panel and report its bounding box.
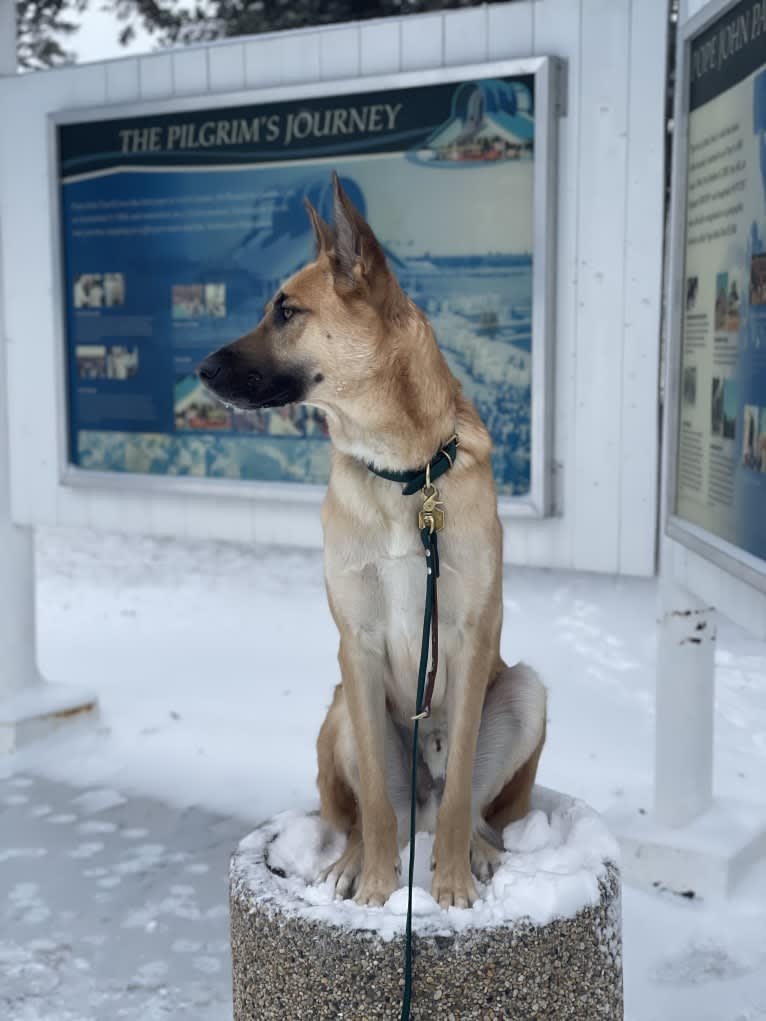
[58,74,536,495]
[674,0,766,565]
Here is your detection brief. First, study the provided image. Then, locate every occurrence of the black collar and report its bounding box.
[364,435,458,495]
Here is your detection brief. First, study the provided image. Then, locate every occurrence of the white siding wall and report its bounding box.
[0,0,669,575]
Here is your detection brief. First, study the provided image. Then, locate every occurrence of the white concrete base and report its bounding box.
[606,791,766,899]
[0,685,98,754]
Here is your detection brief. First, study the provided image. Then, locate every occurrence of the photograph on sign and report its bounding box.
[671,0,766,569]
[55,70,547,501]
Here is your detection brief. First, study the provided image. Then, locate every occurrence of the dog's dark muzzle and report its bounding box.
[197,347,306,410]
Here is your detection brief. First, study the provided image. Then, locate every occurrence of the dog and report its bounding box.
[198,174,547,909]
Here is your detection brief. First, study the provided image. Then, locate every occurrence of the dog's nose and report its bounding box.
[197,354,223,383]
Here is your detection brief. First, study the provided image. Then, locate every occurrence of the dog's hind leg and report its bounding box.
[470,662,547,881]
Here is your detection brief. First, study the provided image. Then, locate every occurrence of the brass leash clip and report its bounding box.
[419,463,445,533]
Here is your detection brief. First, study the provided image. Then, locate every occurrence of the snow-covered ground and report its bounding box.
[3,526,766,1020]
[1,771,239,1021]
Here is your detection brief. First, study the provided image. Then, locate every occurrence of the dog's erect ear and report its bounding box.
[304,198,334,256]
[331,172,387,289]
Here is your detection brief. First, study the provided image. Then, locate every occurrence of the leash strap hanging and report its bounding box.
[400,524,439,1021]
[363,434,457,1020]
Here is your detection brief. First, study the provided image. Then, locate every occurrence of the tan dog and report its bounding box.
[199,175,547,909]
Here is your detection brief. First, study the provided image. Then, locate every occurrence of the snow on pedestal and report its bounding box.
[229,787,624,1020]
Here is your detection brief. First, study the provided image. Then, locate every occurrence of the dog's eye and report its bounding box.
[274,301,299,326]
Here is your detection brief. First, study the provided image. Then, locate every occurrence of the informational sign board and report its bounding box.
[52,60,557,512]
[667,0,766,589]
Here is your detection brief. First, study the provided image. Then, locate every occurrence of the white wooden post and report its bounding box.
[607,555,766,896]
[0,1,96,751]
[608,535,766,897]
[0,0,38,708]
[0,462,41,703]
[654,574,715,827]
[0,0,37,709]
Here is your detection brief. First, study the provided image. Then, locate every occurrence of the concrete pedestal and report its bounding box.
[229,791,624,1020]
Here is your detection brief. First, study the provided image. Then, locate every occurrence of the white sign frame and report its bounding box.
[49,57,561,518]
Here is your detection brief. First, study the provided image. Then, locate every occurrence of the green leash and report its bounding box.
[364,436,457,1020]
[400,524,439,1021]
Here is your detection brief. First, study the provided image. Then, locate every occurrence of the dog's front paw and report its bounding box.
[470,833,503,883]
[353,864,400,907]
[320,837,363,900]
[431,862,478,910]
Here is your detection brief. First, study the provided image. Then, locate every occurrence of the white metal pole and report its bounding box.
[654,571,716,826]
[0,0,41,701]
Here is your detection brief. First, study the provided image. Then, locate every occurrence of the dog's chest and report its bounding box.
[324,475,481,717]
[376,534,464,715]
